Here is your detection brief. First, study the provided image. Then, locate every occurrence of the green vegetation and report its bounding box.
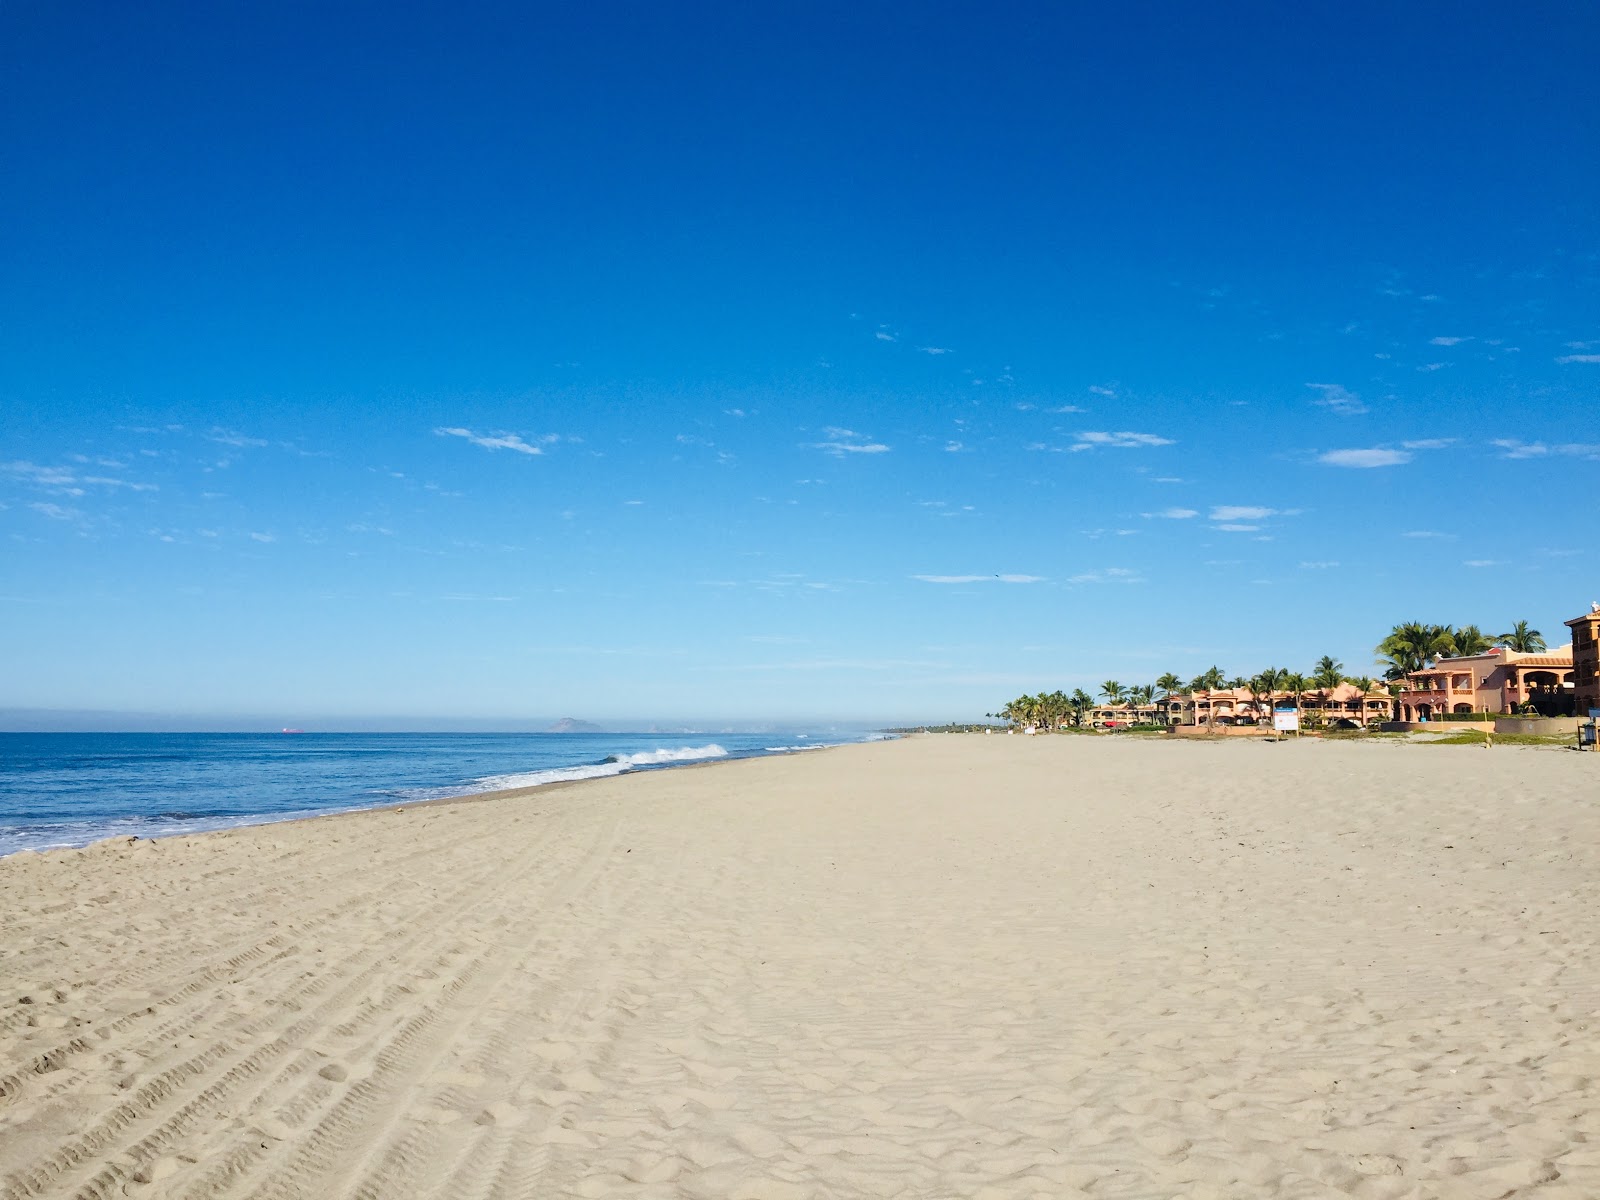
[1376,618,1547,679]
[1495,620,1547,653]
[1422,730,1572,747]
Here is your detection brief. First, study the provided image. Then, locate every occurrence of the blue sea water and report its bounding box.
[0,730,882,856]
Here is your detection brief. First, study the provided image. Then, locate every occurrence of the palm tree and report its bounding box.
[1452,624,1492,656]
[1155,672,1184,698]
[1377,622,1456,680]
[1346,675,1379,723]
[1494,620,1546,653]
[1192,665,1226,691]
[1309,655,1343,718]
[1283,672,1310,712]
[1248,667,1287,724]
[1100,680,1125,705]
[1069,688,1094,727]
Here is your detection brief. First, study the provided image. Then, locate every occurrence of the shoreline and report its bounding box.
[0,734,878,859]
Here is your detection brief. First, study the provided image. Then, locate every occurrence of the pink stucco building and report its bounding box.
[1165,681,1390,728]
[1395,645,1576,720]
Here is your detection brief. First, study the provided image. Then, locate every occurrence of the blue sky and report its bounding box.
[3,2,1597,727]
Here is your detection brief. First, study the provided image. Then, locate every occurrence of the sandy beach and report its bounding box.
[2,734,1597,1199]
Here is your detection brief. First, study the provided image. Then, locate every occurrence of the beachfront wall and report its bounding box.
[1396,645,1576,720]
[1163,682,1390,728]
[1567,607,1600,715]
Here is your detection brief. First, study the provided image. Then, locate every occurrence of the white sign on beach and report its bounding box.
[1273,710,1300,732]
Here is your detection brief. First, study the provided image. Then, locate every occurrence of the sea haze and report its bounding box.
[0,731,884,855]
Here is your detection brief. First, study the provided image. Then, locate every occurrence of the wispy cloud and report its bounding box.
[1417,362,1447,372]
[1299,560,1339,569]
[1071,431,1174,451]
[1088,385,1116,397]
[248,531,277,543]
[1401,438,1454,450]
[1429,336,1471,346]
[944,441,964,452]
[1318,448,1412,468]
[1144,507,1198,519]
[1214,523,1260,533]
[1067,568,1143,585]
[2,460,156,495]
[913,574,1042,584]
[28,501,83,522]
[875,330,897,343]
[1556,353,1600,364]
[1306,383,1367,416]
[1050,405,1086,414]
[1491,439,1600,460]
[919,346,950,355]
[434,427,553,455]
[1210,505,1275,521]
[206,428,269,448]
[1463,560,1497,568]
[1403,530,1455,539]
[813,427,890,456]
[4,461,85,494]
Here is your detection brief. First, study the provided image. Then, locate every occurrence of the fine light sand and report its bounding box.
[2,736,1599,1200]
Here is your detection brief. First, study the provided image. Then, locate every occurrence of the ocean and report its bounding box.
[0,730,882,856]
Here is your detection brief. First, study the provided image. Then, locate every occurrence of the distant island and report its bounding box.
[548,717,605,733]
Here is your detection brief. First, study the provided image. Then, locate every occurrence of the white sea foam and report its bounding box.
[453,762,632,794]
[612,744,728,766]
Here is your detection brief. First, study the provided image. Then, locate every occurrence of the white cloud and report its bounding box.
[913,574,1042,584]
[1401,438,1454,450]
[1557,354,1600,364]
[1209,505,1275,521]
[1463,560,1498,568]
[1088,385,1116,397]
[1429,336,1471,346]
[248,532,277,543]
[1050,405,1086,414]
[1299,561,1339,569]
[813,428,890,456]
[1417,362,1447,372]
[875,331,897,342]
[4,461,82,492]
[1067,568,1142,585]
[944,441,964,452]
[1071,431,1175,451]
[1318,448,1412,468]
[1492,439,1600,460]
[1213,523,1260,532]
[1402,530,1455,539]
[1144,507,1198,519]
[207,428,269,448]
[28,501,82,521]
[1306,383,1367,416]
[919,346,950,355]
[434,427,551,455]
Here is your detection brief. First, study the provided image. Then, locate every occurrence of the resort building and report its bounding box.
[1086,704,1163,728]
[1394,644,1575,720]
[1163,682,1390,728]
[1567,604,1600,715]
